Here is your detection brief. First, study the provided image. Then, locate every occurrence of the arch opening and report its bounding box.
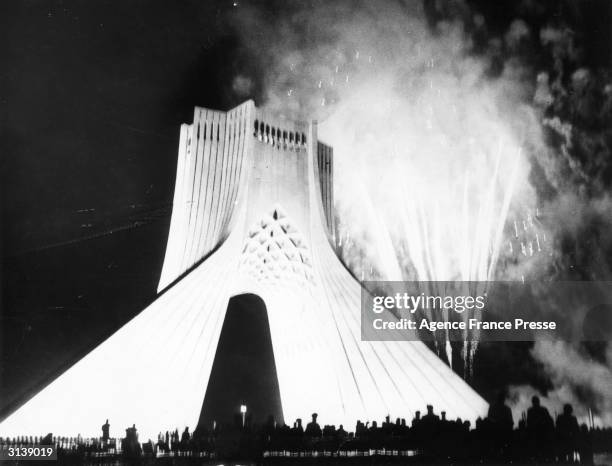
[197,293,283,430]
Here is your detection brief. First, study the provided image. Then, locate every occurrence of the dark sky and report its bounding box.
[1,0,264,418]
[1,0,611,423]
[3,0,257,253]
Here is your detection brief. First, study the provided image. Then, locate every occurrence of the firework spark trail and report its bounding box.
[239,0,543,373]
[349,130,527,371]
[388,141,523,284]
[353,168,404,282]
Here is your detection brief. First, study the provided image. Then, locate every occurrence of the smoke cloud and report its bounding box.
[227,0,612,418]
[232,0,541,283]
[509,340,612,427]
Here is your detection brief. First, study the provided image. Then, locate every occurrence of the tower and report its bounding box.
[0,101,487,440]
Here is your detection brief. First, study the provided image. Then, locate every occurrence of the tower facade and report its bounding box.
[0,101,487,440]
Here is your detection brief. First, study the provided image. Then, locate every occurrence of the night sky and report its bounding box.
[2,0,611,424]
[2,0,263,419]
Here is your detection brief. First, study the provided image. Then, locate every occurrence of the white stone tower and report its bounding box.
[0,101,487,440]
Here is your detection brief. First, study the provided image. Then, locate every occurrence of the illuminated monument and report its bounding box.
[0,101,487,440]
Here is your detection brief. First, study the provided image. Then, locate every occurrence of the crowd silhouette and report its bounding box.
[1,397,611,464]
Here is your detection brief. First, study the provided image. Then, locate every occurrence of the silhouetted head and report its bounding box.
[564,404,573,415]
[312,413,318,421]
[106,419,108,423]
[415,411,421,419]
[297,418,302,426]
[532,396,540,407]
[441,411,446,420]
[426,405,434,414]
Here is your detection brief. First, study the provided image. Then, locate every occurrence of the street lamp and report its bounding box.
[240,404,247,428]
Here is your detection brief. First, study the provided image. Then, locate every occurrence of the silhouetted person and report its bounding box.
[420,405,440,453]
[412,411,423,444]
[336,424,348,440]
[382,415,393,434]
[487,391,513,459]
[527,396,553,432]
[122,424,141,458]
[292,418,304,436]
[488,391,513,433]
[556,404,579,462]
[421,405,440,429]
[305,413,322,438]
[527,396,554,461]
[101,419,110,443]
[181,427,190,446]
[355,420,366,437]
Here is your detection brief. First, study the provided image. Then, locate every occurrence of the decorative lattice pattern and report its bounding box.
[239,207,314,285]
